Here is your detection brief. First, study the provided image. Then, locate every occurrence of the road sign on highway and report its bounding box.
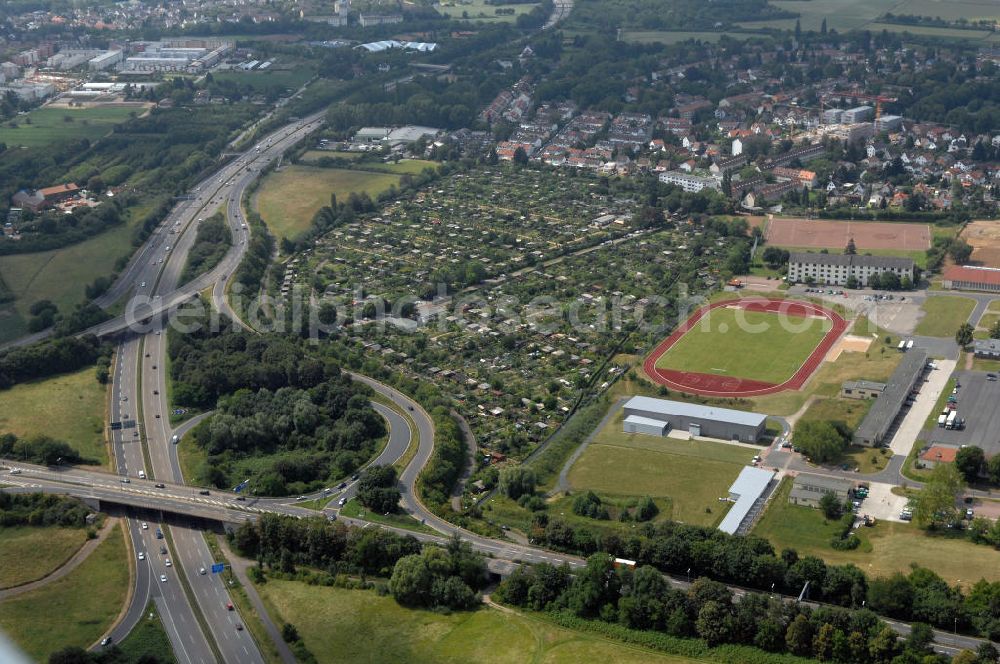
[110,422,122,430]
[122,420,137,429]
[211,563,225,574]
[233,480,249,493]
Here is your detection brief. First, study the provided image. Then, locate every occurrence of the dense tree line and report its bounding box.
[0,336,106,390]
[179,213,231,285]
[418,406,468,508]
[497,555,945,664]
[231,512,422,576]
[48,646,166,664]
[0,491,93,527]
[0,433,89,466]
[517,513,1000,642]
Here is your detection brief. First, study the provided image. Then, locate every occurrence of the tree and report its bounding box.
[513,146,529,165]
[821,17,828,34]
[990,318,1000,340]
[955,446,985,484]
[785,614,815,656]
[281,623,300,642]
[819,491,843,519]
[762,246,790,269]
[988,454,1000,485]
[913,463,965,528]
[695,600,732,647]
[498,466,536,500]
[845,237,857,255]
[956,322,975,348]
[793,420,849,463]
[846,275,859,289]
[868,625,900,663]
[357,465,402,513]
[813,622,836,661]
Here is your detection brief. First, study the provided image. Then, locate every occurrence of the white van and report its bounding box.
[138,470,146,479]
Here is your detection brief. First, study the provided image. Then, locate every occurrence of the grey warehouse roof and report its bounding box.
[843,380,886,391]
[792,473,854,493]
[624,396,767,427]
[718,466,775,535]
[788,252,915,270]
[974,339,1000,353]
[853,349,927,442]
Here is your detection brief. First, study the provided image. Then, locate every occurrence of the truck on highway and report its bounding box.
[937,414,947,427]
[945,410,958,429]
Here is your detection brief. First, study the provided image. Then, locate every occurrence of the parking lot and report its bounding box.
[858,481,910,523]
[925,370,1000,456]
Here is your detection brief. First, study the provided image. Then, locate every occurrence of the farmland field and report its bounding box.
[764,218,931,252]
[255,165,402,242]
[654,306,832,385]
[259,581,712,664]
[0,523,128,661]
[891,0,1000,21]
[0,367,108,466]
[0,105,147,148]
[566,412,754,526]
[437,0,540,22]
[210,67,314,94]
[768,0,902,31]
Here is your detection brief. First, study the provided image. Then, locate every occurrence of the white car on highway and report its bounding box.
[160,574,167,583]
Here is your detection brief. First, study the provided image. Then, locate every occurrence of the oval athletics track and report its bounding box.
[642,298,848,398]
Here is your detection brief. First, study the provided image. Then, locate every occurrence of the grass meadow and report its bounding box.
[755,479,1000,587]
[914,296,977,337]
[0,523,128,660]
[0,526,89,589]
[565,412,755,526]
[654,307,832,384]
[0,105,146,148]
[259,581,715,664]
[255,165,401,241]
[0,367,108,466]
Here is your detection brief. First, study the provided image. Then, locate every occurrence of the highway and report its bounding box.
[88,111,325,661]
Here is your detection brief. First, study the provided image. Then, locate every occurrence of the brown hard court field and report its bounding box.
[961,221,1000,268]
[765,217,931,251]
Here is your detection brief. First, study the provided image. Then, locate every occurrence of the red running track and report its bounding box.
[642,297,848,398]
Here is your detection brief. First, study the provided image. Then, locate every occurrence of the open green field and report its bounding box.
[768,0,900,30]
[260,581,712,664]
[655,307,831,384]
[117,602,177,664]
[255,165,401,242]
[755,479,1000,587]
[892,0,1000,20]
[0,367,108,466]
[0,526,89,589]
[798,396,872,430]
[437,0,540,22]
[0,105,147,148]
[914,296,976,337]
[0,198,150,343]
[211,67,314,94]
[0,523,128,660]
[566,412,754,526]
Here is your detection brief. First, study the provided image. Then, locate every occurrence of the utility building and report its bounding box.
[622,396,767,442]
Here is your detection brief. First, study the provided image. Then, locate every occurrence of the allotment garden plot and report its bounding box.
[645,298,847,397]
[301,167,733,456]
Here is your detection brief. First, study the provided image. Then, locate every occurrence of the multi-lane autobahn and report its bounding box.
[2,100,994,661]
